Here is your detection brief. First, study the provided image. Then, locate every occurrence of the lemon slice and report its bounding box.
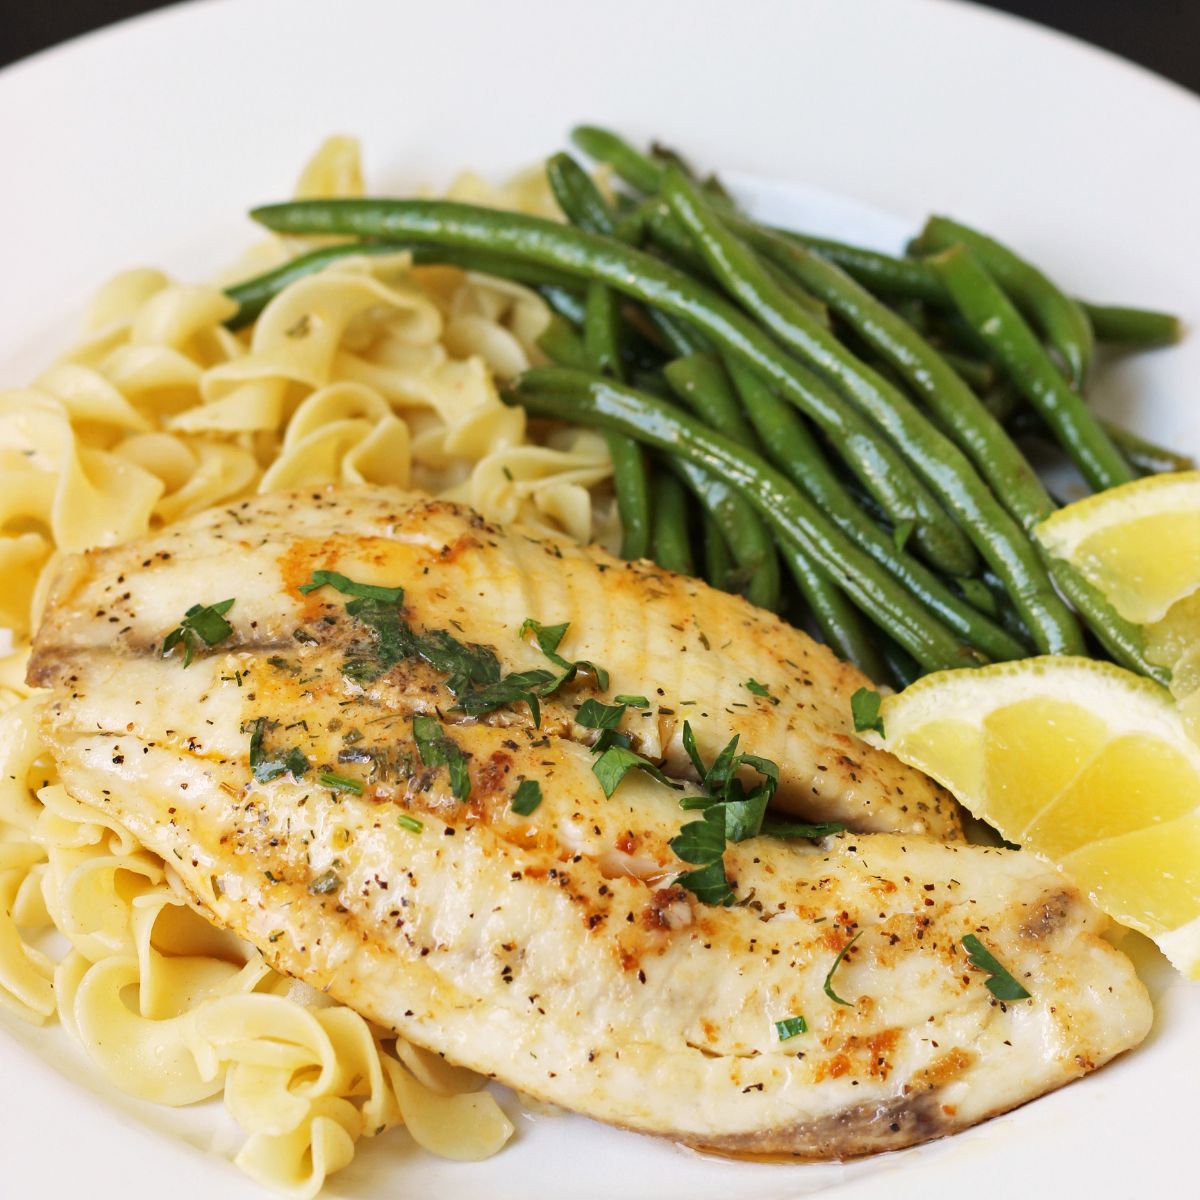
[872,656,1200,978]
[1036,470,1200,624]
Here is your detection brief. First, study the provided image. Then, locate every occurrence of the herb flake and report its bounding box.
[318,771,363,795]
[511,779,542,816]
[962,934,1031,1001]
[850,687,885,736]
[396,814,423,834]
[162,599,235,666]
[823,930,863,1007]
[299,570,404,602]
[775,1015,807,1040]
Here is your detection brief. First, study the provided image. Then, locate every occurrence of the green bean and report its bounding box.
[1008,409,1196,476]
[512,368,983,672]
[786,234,1182,353]
[702,510,736,591]
[660,354,883,659]
[880,639,922,691]
[663,173,1116,663]
[658,353,782,610]
[1102,421,1194,475]
[662,354,753,447]
[929,245,1136,492]
[250,198,967,577]
[742,222,1161,671]
[644,199,831,326]
[1079,302,1182,349]
[776,537,889,682]
[725,359,1026,661]
[549,153,653,563]
[646,307,711,356]
[571,125,665,195]
[538,284,587,324]
[734,218,1084,655]
[914,216,1095,386]
[223,241,579,329]
[546,152,616,236]
[650,471,694,575]
[536,314,590,369]
[673,460,782,611]
[937,350,995,393]
[781,233,946,302]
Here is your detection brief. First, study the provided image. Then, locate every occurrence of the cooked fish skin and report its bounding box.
[29,486,961,839]
[30,514,1151,1157]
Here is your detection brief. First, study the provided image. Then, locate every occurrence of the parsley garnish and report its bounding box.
[823,930,863,1007]
[745,678,778,704]
[576,698,627,731]
[962,934,1031,1001]
[299,571,404,602]
[666,723,785,907]
[774,1015,807,1040]
[318,771,363,795]
[511,779,542,816]
[520,617,610,690]
[614,694,649,707]
[412,714,471,801]
[850,687,885,736]
[396,813,423,834]
[247,717,310,783]
[161,599,235,667]
[669,806,727,863]
[892,519,915,552]
[308,869,342,895]
[760,818,845,840]
[593,744,679,798]
[673,860,735,906]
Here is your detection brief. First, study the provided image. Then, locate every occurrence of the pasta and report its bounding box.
[0,136,617,1195]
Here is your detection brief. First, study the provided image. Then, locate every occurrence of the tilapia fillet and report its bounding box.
[29,487,1150,1158]
[31,487,960,839]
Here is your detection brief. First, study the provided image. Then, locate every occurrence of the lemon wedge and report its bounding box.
[872,656,1200,978]
[1036,470,1200,624]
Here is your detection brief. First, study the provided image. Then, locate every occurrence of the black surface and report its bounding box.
[2,0,1199,94]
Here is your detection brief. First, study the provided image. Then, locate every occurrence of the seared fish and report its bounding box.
[31,487,960,839]
[29,487,1150,1158]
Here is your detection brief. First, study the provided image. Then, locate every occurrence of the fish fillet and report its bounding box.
[28,486,1151,1157]
[30,486,960,839]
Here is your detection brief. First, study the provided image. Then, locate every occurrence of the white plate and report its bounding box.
[1,1,1197,1196]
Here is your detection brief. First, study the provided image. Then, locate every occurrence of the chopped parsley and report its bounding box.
[161,599,235,667]
[520,617,610,691]
[614,694,650,708]
[396,813,424,834]
[308,869,343,895]
[962,934,1031,1001]
[299,571,404,602]
[247,717,310,783]
[593,744,679,799]
[850,687,885,736]
[666,723,786,907]
[318,771,363,795]
[774,1015,807,1041]
[823,929,863,1007]
[745,678,778,704]
[760,818,845,840]
[412,714,471,801]
[576,698,627,731]
[511,778,542,816]
[673,860,735,906]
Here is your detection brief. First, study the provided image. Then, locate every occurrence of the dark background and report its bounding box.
[2,0,1199,93]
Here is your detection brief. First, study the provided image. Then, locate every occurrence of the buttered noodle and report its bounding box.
[0,139,618,1196]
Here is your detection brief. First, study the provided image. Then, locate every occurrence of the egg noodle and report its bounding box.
[0,138,618,1196]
